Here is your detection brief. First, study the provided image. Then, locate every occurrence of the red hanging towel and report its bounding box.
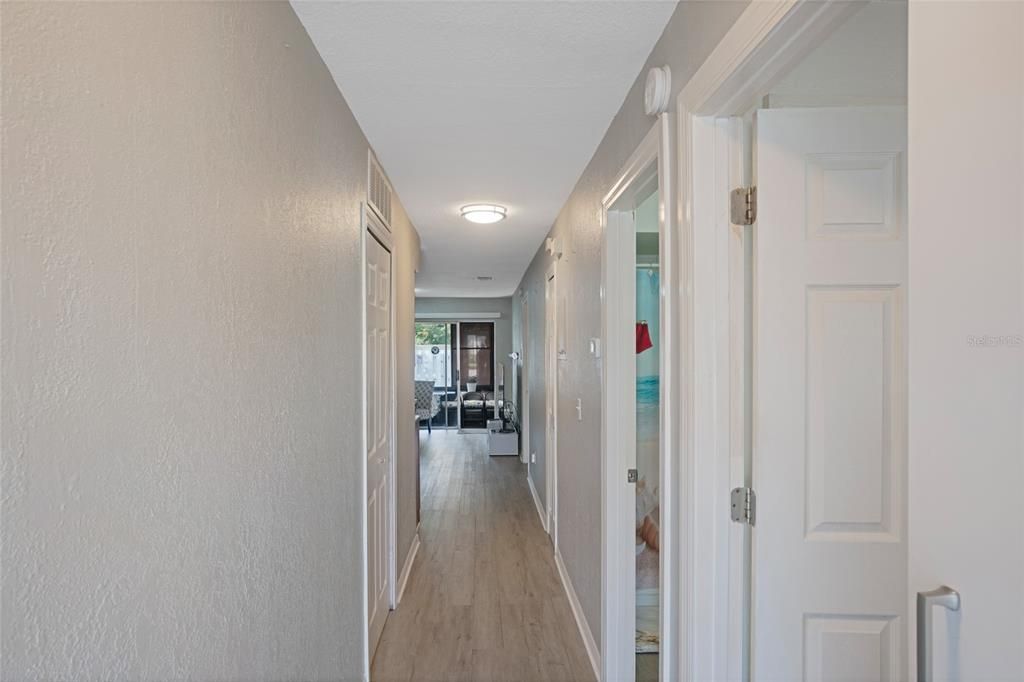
[636,322,653,354]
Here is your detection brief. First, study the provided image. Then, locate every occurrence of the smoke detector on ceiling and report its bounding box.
[644,65,672,116]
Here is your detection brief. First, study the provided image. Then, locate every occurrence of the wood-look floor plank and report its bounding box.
[371,431,595,682]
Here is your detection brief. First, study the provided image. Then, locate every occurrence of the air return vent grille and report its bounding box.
[367,151,393,230]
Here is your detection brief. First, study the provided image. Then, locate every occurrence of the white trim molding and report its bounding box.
[414,311,501,320]
[519,290,531,466]
[555,548,601,682]
[674,1,867,679]
[395,533,420,606]
[359,209,370,682]
[544,261,559,550]
[527,469,548,533]
[680,0,860,117]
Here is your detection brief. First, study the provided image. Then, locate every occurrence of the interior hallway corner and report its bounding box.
[371,431,594,682]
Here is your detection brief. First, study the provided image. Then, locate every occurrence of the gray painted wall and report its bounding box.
[414,297,515,400]
[1,2,419,679]
[394,208,422,593]
[513,0,750,650]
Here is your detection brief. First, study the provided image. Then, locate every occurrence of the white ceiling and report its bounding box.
[292,1,676,297]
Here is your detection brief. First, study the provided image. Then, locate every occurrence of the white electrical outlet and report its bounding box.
[531,451,537,463]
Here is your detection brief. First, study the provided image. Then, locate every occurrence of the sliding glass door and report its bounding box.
[458,322,495,430]
[414,320,497,431]
[414,322,456,429]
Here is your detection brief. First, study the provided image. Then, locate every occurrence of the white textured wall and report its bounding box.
[1,2,418,679]
[907,2,1024,678]
[767,1,907,107]
[513,0,750,649]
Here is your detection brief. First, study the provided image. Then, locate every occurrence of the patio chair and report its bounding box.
[414,380,440,432]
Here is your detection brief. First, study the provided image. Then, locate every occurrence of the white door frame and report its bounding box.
[675,1,868,679]
[600,114,676,682]
[544,264,558,546]
[520,290,531,466]
[361,204,397,676]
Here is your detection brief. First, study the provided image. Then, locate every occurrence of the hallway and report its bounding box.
[371,431,595,682]
[4,2,1023,680]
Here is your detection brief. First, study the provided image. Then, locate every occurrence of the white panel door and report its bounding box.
[752,107,907,681]
[366,231,392,658]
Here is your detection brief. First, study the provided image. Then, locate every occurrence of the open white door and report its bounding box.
[752,107,908,680]
[366,230,392,658]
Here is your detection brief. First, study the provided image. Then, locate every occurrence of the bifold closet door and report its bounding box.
[366,231,392,657]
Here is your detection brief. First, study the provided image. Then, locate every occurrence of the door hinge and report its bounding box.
[730,186,757,226]
[627,469,638,483]
[730,486,756,525]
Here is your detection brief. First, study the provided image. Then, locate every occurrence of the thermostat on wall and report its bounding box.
[545,236,563,259]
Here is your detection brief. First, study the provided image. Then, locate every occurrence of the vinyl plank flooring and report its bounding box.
[372,431,595,682]
[636,654,659,682]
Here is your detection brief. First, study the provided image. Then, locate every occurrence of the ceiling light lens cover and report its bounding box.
[461,204,507,224]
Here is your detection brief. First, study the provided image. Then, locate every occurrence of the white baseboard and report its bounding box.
[554,548,601,681]
[527,470,548,533]
[395,533,420,605]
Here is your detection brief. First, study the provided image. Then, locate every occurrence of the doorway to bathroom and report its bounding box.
[634,186,661,682]
[601,116,675,682]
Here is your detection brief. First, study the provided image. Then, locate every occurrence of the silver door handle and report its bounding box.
[917,586,960,682]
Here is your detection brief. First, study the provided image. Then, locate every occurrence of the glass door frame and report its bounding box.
[455,321,497,433]
[414,318,497,432]
[414,320,456,430]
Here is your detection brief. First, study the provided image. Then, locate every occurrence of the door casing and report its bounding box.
[544,265,558,547]
[675,1,878,679]
[520,291,531,465]
[600,114,676,682]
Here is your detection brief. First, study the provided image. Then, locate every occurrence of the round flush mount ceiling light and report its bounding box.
[460,204,507,224]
